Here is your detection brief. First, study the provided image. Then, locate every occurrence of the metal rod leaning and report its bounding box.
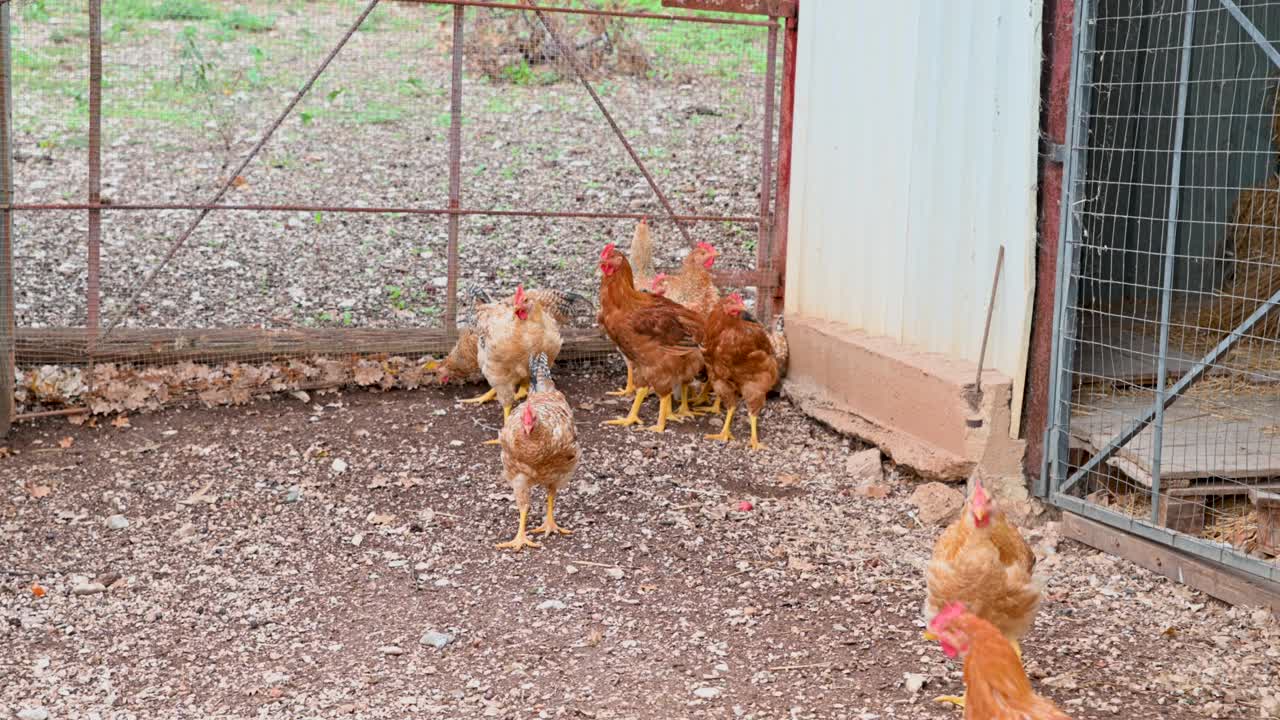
[1149,0,1197,526]
[0,2,11,437]
[444,3,464,335]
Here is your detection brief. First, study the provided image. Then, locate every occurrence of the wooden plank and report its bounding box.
[661,0,796,17]
[14,327,614,366]
[1072,392,1280,483]
[1170,482,1280,498]
[1062,512,1280,616]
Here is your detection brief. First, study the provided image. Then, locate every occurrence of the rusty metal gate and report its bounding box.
[1045,0,1280,583]
[0,0,798,433]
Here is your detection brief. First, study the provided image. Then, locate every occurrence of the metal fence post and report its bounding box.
[444,2,464,336]
[87,0,101,344]
[755,20,778,322]
[0,1,12,438]
[1149,0,1197,526]
[770,1,798,318]
[1045,0,1095,496]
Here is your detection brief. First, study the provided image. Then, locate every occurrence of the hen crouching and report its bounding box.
[495,352,580,552]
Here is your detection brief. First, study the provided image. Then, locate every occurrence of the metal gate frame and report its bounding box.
[0,0,800,436]
[1042,0,1280,585]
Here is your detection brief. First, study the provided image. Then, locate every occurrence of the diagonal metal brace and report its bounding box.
[1061,282,1280,495]
[100,0,382,339]
[1219,0,1280,71]
[525,0,696,247]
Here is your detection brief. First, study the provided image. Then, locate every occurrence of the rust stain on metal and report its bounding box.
[661,0,795,18]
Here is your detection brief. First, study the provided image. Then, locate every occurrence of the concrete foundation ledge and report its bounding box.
[781,315,1025,484]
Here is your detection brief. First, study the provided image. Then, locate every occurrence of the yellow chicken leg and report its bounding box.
[483,403,513,445]
[748,412,766,451]
[934,694,965,708]
[646,393,677,432]
[693,382,711,406]
[606,363,636,397]
[495,505,541,551]
[604,387,649,427]
[1011,639,1022,660]
[696,396,722,416]
[705,405,736,442]
[513,383,530,401]
[461,387,497,405]
[531,489,572,537]
[671,385,696,422]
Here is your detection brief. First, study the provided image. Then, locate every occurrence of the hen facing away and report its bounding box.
[925,477,1042,707]
[463,286,564,444]
[925,604,1072,719]
[700,293,779,451]
[597,243,705,432]
[495,353,580,552]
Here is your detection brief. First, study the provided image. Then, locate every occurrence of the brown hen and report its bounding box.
[700,292,779,450]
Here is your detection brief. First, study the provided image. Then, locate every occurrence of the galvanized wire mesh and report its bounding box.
[3,0,785,420]
[1051,0,1280,580]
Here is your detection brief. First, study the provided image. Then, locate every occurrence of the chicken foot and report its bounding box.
[604,387,649,427]
[646,394,678,432]
[606,362,637,397]
[696,396,722,416]
[705,405,736,442]
[531,489,572,537]
[670,385,697,422]
[461,387,497,405]
[513,383,530,401]
[495,505,541,552]
[748,412,766,451]
[933,694,965,708]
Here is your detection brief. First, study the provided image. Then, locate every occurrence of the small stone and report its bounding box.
[285,486,302,503]
[73,582,106,596]
[565,565,579,575]
[331,459,348,474]
[604,567,625,580]
[106,514,129,530]
[378,645,404,656]
[909,482,965,526]
[845,448,883,483]
[693,687,723,699]
[420,630,453,649]
[904,673,928,694]
[449,440,464,447]
[174,523,197,539]
[18,709,50,720]
[537,599,567,611]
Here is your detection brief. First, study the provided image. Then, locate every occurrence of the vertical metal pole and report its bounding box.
[755,21,778,322]
[0,1,12,437]
[1151,0,1198,526]
[444,3,464,336]
[87,0,102,343]
[770,2,798,318]
[1045,0,1095,495]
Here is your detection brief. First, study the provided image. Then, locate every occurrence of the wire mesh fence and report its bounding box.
[1,0,788,423]
[1048,0,1280,581]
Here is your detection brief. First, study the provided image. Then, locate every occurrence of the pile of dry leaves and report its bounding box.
[13,354,440,416]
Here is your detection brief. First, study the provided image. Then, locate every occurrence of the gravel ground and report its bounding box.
[2,370,1278,720]
[12,2,776,331]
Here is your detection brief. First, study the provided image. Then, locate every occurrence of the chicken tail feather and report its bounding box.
[529,352,553,393]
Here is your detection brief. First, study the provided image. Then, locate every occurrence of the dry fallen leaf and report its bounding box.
[111,415,131,428]
[0,446,11,458]
[787,556,817,573]
[31,584,46,598]
[232,175,249,188]
[586,628,604,647]
[28,484,52,499]
[67,413,87,426]
[58,436,74,449]
[777,473,800,487]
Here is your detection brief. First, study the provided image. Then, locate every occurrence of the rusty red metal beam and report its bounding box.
[769,0,798,314]
[412,0,776,26]
[661,0,796,18]
[3,203,761,223]
[444,3,464,335]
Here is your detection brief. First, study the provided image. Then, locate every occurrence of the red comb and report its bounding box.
[601,243,616,261]
[727,292,744,304]
[930,602,967,632]
[971,476,989,505]
[514,285,526,303]
[697,241,714,253]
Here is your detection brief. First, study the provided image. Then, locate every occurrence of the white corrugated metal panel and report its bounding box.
[784,0,1042,436]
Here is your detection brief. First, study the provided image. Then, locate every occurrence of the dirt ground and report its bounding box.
[2,369,1277,720]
